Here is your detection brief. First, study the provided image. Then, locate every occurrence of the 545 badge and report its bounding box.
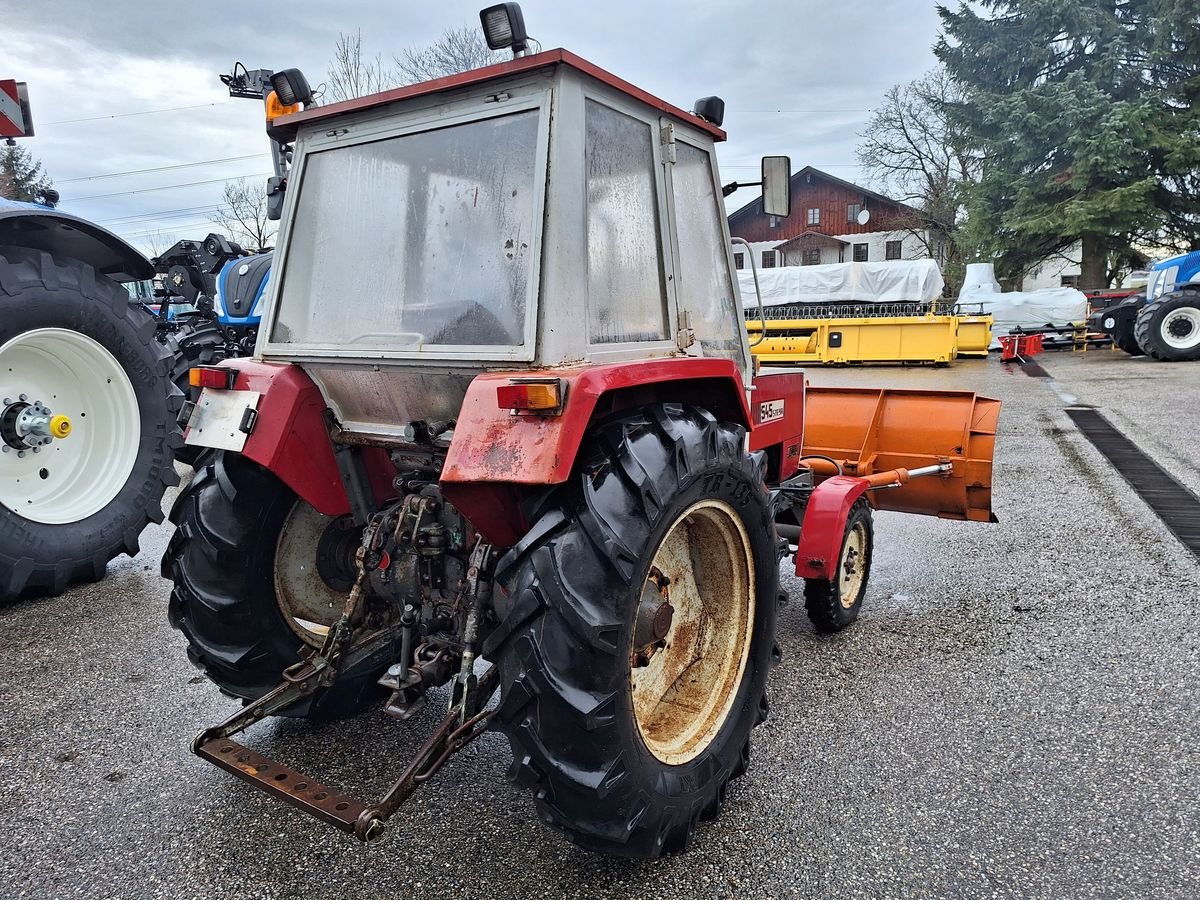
[758,399,785,424]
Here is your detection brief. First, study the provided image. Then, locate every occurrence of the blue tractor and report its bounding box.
[151,233,271,384]
[1089,250,1200,361]
[149,234,271,463]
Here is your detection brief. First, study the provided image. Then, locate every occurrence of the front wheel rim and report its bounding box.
[839,521,868,608]
[0,328,140,524]
[630,500,756,766]
[1161,307,1200,350]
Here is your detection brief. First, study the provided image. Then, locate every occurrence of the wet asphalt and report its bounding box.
[1,349,1197,899]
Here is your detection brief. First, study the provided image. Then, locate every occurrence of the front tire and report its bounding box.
[485,404,778,857]
[1134,291,1200,361]
[0,248,181,600]
[804,499,873,633]
[161,451,388,718]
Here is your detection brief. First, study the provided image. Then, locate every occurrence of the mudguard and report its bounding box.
[0,199,153,282]
[442,358,752,546]
[197,358,751,537]
[443,358,751,484]
[203,359,348,515]
[793,475,872,582]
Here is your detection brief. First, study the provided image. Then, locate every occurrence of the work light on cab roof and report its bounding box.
[480,3,529,54]
[165,0,1002,859]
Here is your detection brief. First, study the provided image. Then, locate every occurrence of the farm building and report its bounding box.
[726,166,946,273]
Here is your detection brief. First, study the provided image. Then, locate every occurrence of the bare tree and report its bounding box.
[327,30,396,102]
[212,178,276,252]
[856,68,978,294]
[142,228,175,259]
[393,26,505,85]
[324,25,507,103]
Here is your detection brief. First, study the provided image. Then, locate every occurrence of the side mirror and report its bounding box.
[761,156,791,218]
[266,176,286,222]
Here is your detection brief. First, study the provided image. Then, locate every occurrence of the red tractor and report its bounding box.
[164,5,999,857]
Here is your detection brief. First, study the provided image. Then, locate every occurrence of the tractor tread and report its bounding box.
[487,403,778,858]
[0,247,181,601]
[803,499,874,633]
[161,451,387,719]
[1134,290,1200,362]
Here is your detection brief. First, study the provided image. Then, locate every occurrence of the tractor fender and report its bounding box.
[442,357,752,546]
[216,359,345,514]
[212,358,396,517]
[0,200,154,282]
[793,475,872,581]
[208,357,751,540]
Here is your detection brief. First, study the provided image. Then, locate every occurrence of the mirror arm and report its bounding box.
[722,180,761,198]
[731,237,768,348]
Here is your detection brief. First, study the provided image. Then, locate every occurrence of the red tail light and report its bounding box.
[496,380,562,412]
[189,366,235,390]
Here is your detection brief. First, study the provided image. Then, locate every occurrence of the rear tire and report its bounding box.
[804,499,873,633]
[1134,291,1200,361]
[168,316,225,466]
[0,247,181,601]
[161,451,388,718]
[485,404,778,857]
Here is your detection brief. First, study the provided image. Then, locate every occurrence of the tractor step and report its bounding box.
[196,736,366,833]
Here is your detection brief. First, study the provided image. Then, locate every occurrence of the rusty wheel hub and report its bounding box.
[629,500,755,766]
[274,502,362,645]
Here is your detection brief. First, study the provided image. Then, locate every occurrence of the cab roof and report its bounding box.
[274,48,726,142]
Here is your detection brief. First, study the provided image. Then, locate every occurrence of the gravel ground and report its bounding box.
[1,350,1197,899]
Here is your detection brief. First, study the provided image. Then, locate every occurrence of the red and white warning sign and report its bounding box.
[0,80,32,139]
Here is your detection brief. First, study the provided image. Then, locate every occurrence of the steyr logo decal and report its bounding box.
[759,399,785,424]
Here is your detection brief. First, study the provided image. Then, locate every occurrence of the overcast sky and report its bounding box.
[2,0,944,255]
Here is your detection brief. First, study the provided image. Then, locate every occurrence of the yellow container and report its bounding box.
[746,313,992,365]
[954,316,993,358]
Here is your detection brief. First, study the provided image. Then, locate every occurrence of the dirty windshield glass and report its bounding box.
[272,109,540,349]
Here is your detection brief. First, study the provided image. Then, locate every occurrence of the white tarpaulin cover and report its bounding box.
[959,285,1089,344]
[737,260,945,308]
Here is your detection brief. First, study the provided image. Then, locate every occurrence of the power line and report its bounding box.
[43,100,239,126]
[738,109,872,113]
[64,173,271,203]
[98,204,225,226]
[116,221,225,239]
[59,155,262,184]
[720,164,860,170]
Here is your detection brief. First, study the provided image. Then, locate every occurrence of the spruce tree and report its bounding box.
[0,142,54,205]
[936,1,1166,288]
[1141,0,1200,252]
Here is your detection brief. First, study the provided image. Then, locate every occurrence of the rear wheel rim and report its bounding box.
[839,521,868,608]
[273,501,358,645]
[630,500,755,766]
[0,328,140,524]
[1161,307,1200,350]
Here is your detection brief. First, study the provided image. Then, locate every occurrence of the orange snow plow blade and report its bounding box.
[801,386,1000,522]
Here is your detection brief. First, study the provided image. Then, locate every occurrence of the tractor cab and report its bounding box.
[256,49,780,440]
